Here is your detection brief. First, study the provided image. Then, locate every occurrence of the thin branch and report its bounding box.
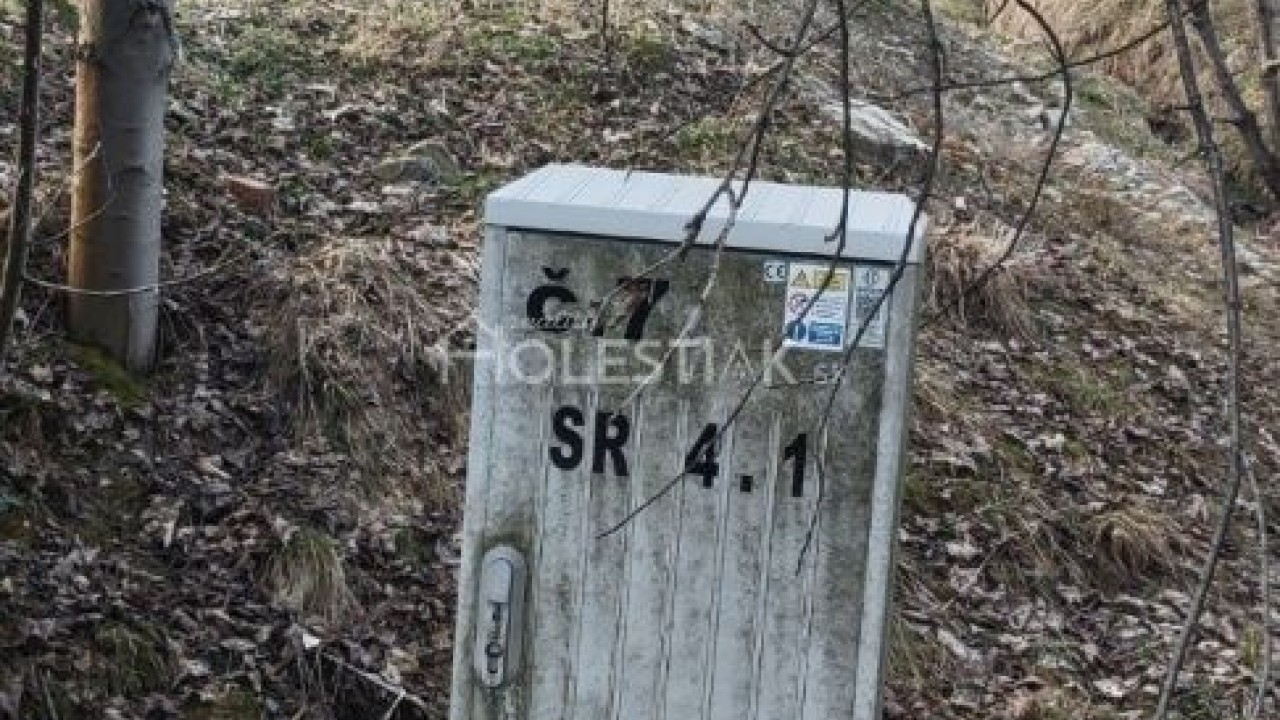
[22,225,240,298]
[1152,1,1250,718]
[0,0,44,367]
[871,15,1174,104]
[929,0,1073,326]
[320,652,431,714]
[596,2,834,538]
[592,0,825,366]
[799,0,946,567]
[1245,457,1271,720]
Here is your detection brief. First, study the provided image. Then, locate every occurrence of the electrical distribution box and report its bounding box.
[450,165,926,720]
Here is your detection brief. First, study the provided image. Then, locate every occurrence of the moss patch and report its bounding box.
[68,343,149,407]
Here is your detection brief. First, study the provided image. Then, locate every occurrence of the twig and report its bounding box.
[21,229,242,298]
[39,669,59,720]
[1245,457,1271,720]
[0,0,44,367]
[870,15,1174,104]
[605,0,823,303]
[1152,1,1250,718]
[321,652,430,713]
[927,0,1073,326]
[798,0,947,568]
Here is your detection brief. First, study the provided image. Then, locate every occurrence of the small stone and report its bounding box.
[372,157,439,183]
[406,223,452,246]
[374,141,462,185]
[223,175,277,217]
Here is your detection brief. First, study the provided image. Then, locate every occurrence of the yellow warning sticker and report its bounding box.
[788,266,850,292]
[783,264,852,352]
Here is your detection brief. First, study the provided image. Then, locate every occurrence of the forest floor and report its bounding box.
[1,1,1279,718]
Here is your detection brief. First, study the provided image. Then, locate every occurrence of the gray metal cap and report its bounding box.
[485,164,927,264]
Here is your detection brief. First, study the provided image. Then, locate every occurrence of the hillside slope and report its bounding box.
[1,1,1277,718]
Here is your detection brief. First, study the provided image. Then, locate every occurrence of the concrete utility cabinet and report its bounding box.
[450,165,926,720]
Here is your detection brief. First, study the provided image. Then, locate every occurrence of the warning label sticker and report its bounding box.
[783,264,852,352]
[852,266,890,349]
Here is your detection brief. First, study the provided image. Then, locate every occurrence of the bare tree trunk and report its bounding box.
[1187,0,1280,200]
[0,0,44,366]
[1254,0,1280,149]
[67,0,176,373]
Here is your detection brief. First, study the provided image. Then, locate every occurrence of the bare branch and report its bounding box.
[1186,0,1280,200]
[929,0,1073,326]
[22,223,241,298]
[872,15,1175,104]
[1245,456,1271,720]
[1151,1,1250,718]
[800,0,947,568]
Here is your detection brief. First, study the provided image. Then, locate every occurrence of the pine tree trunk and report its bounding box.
[67,0,175,373]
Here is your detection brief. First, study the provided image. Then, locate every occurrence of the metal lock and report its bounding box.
[473,545,527,688]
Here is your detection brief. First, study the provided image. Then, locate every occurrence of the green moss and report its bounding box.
[393,526,431,564]
[674,117,740,161]
[462,24,559,65]
[68,343,149,407]
[624,32,677,75]
[933,0,986,24]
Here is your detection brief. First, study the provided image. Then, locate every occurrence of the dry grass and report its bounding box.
[926,220,1042,337]
[1006,687,1124,720]
[1086,501,1181,581]
[92,623,175,695]
[262,238,467,498]
[266,527,356,625]
[885,612,961,692]
[984,0,1271,187]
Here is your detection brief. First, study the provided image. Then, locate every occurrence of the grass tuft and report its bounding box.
[926,221,1041,337]
[1086,502,1180,583]
[92,623,175,696]
[266,527,356,625]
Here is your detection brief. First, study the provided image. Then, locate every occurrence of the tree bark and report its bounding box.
[1187,0,1280,200]
[1253,0,1280,150]
[67,0,175,373]
[0,0,44,365]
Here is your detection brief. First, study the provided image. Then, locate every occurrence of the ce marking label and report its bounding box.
[763,261,788,283]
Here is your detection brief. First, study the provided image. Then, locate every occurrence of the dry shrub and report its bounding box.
[263,237,470,497]
[266,527,356,625]
[1086,501,1181,582]
[926,220,1042,336]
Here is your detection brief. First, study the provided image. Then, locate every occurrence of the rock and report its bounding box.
[374,140,461,185]
[372,157,440,183]
[406,222,453,246]
[222,175,277,216]
[681,18,732,52]
[407,140,461,181]
[801,76,929,168]
[1237,243,1276,276]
